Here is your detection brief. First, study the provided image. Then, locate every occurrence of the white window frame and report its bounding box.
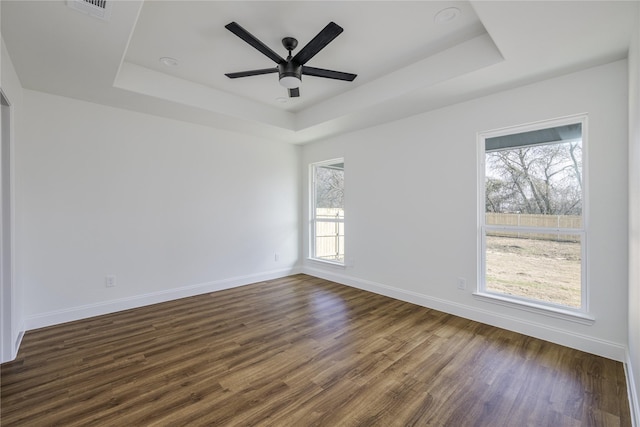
[475,114,593,323]
[309,158,345,266]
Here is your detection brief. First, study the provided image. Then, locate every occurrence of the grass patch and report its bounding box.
[485,235,581,308]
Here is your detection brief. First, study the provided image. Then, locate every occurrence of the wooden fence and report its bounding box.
[315,208,344,262]
[486,213,581,242]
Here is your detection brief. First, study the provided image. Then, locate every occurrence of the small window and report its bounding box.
[478,115,587,313]
[310,159,344,264]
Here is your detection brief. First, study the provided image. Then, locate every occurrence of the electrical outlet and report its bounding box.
[105,275,116,288]
[274,253,280,262]
[457,277,466,290]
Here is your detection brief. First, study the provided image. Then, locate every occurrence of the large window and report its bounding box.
[310,159,344,264]
[478,115,588,314]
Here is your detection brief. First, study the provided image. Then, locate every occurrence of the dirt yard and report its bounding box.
[485,235,581,308]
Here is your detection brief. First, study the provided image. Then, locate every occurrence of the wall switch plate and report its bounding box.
[457,277,467,290]
[105,275,116,287]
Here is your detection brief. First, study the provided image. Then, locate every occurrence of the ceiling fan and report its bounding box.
[224,21,357,98]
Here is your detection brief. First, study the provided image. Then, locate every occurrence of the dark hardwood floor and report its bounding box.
[0,274,631,426]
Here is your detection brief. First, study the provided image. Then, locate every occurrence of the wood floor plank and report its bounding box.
[1,274,632,426]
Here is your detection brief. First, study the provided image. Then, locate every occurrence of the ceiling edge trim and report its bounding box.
[295,32,504,132]
[113,62,296,130]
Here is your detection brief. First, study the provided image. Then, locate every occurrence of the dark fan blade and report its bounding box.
[225,22,285,64]
[302,66,357,81]
[288,87,300,98]
[225,68,278,79]
[292,22,343,65]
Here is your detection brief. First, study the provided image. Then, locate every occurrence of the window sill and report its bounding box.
[472,292,595,325]
[306,258,346,268]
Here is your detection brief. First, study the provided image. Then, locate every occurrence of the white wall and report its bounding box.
[302,60,629,361]
[628,5,640,422]
[18,90,300,328]
[1,35,24,362]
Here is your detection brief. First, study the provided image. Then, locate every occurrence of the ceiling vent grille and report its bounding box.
[67,0,112,21]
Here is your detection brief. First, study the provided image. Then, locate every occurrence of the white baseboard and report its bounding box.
[303,266,627,362]
[12,329,24,360]
[24,267,302,331]
[1,322,26,363]
[21,264,629,362]
[627,350,640,427]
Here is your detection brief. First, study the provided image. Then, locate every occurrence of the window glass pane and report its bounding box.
[312,160,344,264]
[485,231,581,308]
[315,164,344,214]
[485,140,582,221]
[481,117,586,312]
[314,220,344,262]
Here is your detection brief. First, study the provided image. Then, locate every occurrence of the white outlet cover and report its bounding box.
[105,275,116,287]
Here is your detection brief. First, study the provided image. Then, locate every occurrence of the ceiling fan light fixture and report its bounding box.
[278,62,302,88]
[279,75,301,89]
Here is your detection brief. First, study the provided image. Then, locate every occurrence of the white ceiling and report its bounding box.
[1,1,638,144]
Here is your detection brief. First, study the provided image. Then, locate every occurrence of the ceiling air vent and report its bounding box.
[67,0,112,21]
